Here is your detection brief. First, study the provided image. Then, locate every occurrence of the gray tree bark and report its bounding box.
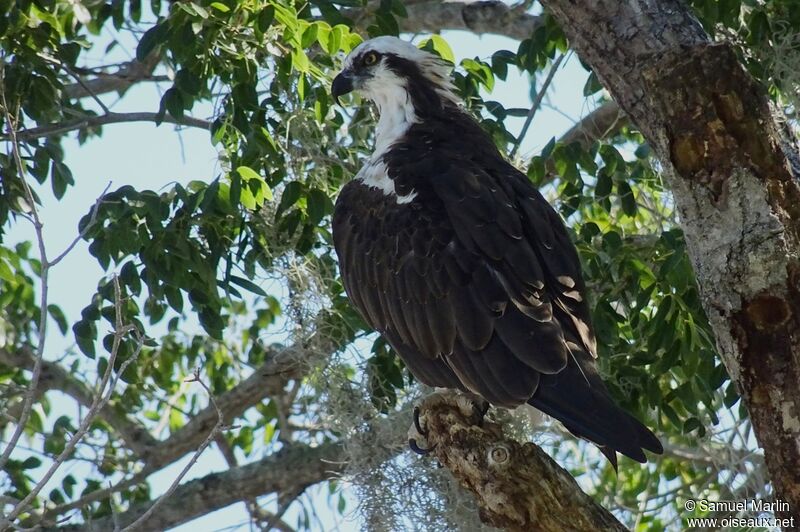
[52,442,345,531]
[417,395,628,532]
[540,0,800,523]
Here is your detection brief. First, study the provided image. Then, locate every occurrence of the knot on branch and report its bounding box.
[415,392,627,532]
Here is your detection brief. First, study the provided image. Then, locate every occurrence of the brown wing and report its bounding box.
[331,159,593,408]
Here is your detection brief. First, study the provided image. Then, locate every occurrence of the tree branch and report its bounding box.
[53,441,345,531]
[0,74,53,476]
[0,347,158,457]
[416,394,627,531]
[402,1,542,40]
[558,100,625,151]
[541,0,800,522]
[140,344,309,470]
[121,369,226,532]
[32,343,314,524]
[511,53,566,158]
[8,112,212,142]
[63,56,163,100]
[6,278,145,523]
[344,0,543,41]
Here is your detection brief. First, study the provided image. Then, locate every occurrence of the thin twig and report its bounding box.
[213,435,272,530]
[62,64,112,115]
[6,277,144,522]
[36,52,111,114]
[36,471,151,527]
[7,111,212,141]
[510,53,566,159]
[120,368,229,532]
[50,181,111,266]
[0,61,51,476]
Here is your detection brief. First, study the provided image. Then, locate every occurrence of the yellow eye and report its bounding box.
[363,51,379,66]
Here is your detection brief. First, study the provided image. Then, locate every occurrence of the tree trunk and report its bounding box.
[540,0,800,524]
[417,394,628,531]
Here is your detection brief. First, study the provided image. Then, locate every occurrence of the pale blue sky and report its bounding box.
[6,27,593,531]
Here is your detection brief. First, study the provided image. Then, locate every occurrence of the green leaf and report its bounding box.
[163,88,184,119]
[229,275,267,297]
[210,2,229,12]
[47,304,68,335]
[21,456,42,469]
[747,9,770,45]
[292,48,310,73]
[52,162,74,200]
[230,175,242,208]
[176,69,202,95]
[421,35,454,63]
[618,180,637,217]
[307,189,330,225]
[240,186,257,210]
[595,170,612,200]
[236,166,261,182]
[582,71,603,96]
[136,23,166,61]
[73,320,96,358]
[257,5,275,33]
[278,181,303,215]
[0,257,13,282]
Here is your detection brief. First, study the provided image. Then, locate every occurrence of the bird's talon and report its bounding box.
[471,399,490,427]
[413,405,427,436]
[408,438,436,455]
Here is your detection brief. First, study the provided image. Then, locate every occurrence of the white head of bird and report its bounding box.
[331,37,459,154]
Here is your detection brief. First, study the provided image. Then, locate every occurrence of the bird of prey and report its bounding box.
[330,36,662,466]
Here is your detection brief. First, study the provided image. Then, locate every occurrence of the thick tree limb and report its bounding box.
[541,0,800,522]
[140,345,308,470]
[558,100,624,150]
[0,347,157,456]
[343,0,542,41]
[536,101,626,186]
[10,343,314,525]
[400,1,542,40]
[53,441,345,531]
[415,394,627,531]
[63,56,163,100]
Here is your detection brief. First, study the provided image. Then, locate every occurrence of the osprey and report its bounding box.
[330,36,662,466]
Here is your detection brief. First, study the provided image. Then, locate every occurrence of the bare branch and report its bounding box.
[141,344,308,470]
[558,100,625,150]
[346,0,543,41]
[56,441,346,531]
[8,112,212,142]
[0,346,157,456]
[63,55,163,100]
[50,181,110,266]
[120,369,227,532]
[30,343,311,526]
[6,278,145,523]
[511,53,566,158]
[0,64,52,476]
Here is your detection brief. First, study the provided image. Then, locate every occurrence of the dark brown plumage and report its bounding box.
[331,37,662,466]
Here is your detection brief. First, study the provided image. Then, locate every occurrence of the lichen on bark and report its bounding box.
[415,393,628,532]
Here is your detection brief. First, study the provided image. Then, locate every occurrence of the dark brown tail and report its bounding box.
[527,345,662,469]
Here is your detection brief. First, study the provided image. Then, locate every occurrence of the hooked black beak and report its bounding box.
[331,70,354,106]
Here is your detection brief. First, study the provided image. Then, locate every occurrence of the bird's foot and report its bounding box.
[407,390,490,455]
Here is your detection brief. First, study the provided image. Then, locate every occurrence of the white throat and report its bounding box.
[356,82,418,204]
[370,83,416,157]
